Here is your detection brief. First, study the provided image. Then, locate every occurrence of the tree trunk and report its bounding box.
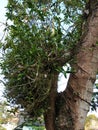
[56,1,98,130]
[44,74,58,130]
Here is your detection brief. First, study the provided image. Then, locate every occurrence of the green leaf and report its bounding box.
[96,41,98,45]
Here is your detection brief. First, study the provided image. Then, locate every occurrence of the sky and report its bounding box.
[0,0,8,36]
[0,0,8,98]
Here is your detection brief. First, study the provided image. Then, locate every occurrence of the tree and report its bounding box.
[0,101,12,130]
[0,126,6,130]
[0,101,15,122]
[55,0,98,129]
[85,114,98,130]
[0,101,9,124]
[1,0,98,130]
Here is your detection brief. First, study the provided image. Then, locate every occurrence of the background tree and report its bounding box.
[0,101,13,130]
[0,101,9,124]
[85,114,98,130]
[1,0,98,130]
[0,126,6,130]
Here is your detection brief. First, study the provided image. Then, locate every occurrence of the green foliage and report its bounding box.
[1,0,86,117]
[85,114,98,130]
[0,125,6,130]
[31,126,45,130]
[0,101,14,125]
[96,41,98,45]
[15,116,45,130]
[85,114,98,124]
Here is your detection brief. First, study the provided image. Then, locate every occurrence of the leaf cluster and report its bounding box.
[1,0,86,117]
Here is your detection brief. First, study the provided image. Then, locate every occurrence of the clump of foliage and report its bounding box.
[1,0,86,117]
[85,114,98,130]
[0,102,8,124]
[0,126,6,130]
[0,101,14,130]
[31,126,45,130]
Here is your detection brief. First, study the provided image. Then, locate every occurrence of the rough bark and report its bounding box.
[56,1,98,130]
[44,74,58,130]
